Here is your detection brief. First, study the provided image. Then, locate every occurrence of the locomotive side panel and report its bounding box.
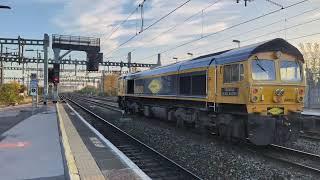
[215,61,249,105]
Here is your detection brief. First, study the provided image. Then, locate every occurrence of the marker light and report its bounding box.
[252,88,258,94]
[299,89,304,95]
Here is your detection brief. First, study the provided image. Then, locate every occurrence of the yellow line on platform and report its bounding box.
[56,103,80,180]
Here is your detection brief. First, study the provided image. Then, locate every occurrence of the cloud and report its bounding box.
[51,0,230,60]
[52,0,318,64]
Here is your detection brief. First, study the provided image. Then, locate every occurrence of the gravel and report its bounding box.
[286,137,320,156]
[69,99,320,180]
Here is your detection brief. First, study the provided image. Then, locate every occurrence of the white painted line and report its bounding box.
[89,137,106,148]
[302,111,320,116]
[66,103,151,180]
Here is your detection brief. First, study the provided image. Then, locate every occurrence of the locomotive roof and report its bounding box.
[125,38,303,79]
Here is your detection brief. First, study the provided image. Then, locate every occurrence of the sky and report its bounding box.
[1,0,320,77]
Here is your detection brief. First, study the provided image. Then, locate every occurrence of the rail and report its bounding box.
[61,95,202,180]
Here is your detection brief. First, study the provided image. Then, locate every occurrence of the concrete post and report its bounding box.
[0,44,3,85]
[43,34,49,105]
[21,44,25,86]
[128,52,131,73]
[101,70,105,95]
[157,53,161,66]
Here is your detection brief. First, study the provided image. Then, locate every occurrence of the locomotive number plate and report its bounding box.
[221,87,239,96]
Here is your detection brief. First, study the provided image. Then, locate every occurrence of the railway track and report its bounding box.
[76,94,117,103]
[68,94,119,110]
[257,144,320,174]
[61,95,202,180]
[300,131,320,142]
[63,94,320,176]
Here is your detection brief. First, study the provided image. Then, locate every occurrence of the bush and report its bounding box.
[0,82,24,105]
[77,86,98,95]
[19,84,27,93]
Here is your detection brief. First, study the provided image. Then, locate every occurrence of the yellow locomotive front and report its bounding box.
[245,51,305,145]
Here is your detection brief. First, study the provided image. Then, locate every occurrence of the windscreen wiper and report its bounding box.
[256,58,267,72]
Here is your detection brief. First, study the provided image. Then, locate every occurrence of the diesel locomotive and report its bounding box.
[117,38,305,145]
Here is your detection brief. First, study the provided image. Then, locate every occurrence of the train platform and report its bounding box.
[0,104,65,180]
[302,108,320,116]
[57,102,148,180]
[0,102,148,180]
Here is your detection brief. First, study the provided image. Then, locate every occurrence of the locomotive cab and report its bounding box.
[247,52,305,114]
[245,51,305,145]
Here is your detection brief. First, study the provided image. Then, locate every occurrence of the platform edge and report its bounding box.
[56,103,80,180]
[66,102,151,180]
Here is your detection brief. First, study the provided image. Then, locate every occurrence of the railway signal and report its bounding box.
[53,63,60,83]
[48,64,60,84]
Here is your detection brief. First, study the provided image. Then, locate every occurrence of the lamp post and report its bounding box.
[0,5,11,9]
[232,40,241,48]
[173,57,178,63]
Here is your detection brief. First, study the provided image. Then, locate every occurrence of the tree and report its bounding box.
[19,84,27,93]
[77,86,98,95]
[0,82,24,105]
[299,42,320,73]
[299,43,320,85]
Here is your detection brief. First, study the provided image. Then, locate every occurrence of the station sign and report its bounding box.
[30,78,38,96]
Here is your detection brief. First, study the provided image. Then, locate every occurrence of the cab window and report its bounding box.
[251,59,275,81]
[280,60,302,82]
[223,64,244,83]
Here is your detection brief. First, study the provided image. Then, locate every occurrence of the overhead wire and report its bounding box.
[199,31,320,56]
[195,14,320,56]
[105,4,140,40]
[241,17,320,43]
[105,0,193,55]
[108,0,222,62]
[145,0,222,43]
[183,6,320,57]
[287,32,320,40]
[136,0,309,63]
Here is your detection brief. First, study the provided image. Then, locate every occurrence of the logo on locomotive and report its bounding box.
[148,79,162,94]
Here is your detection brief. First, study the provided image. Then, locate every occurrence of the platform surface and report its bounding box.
[59,102,148,180]
[0,105,65,180]
[302,108,320,116]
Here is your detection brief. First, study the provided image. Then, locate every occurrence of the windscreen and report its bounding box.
[280,60,302,82]
[251,59,276,81]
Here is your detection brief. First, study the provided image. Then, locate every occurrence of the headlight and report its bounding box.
[279,89,285,96]
[275,88,285,96]
[252,96,258,102]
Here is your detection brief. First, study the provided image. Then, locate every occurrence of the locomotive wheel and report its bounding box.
[176,118,184,128]
[195,118,207,134]
[218,124,232,141]
[217,114,233,141]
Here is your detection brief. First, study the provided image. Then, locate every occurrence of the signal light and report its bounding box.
[299,89,304,95]
[252,88,258,94]
[53,77,59,84]
[48,64,60,84]
[48,68,54,83]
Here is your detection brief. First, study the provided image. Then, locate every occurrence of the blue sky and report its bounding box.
[1,0,320,68]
